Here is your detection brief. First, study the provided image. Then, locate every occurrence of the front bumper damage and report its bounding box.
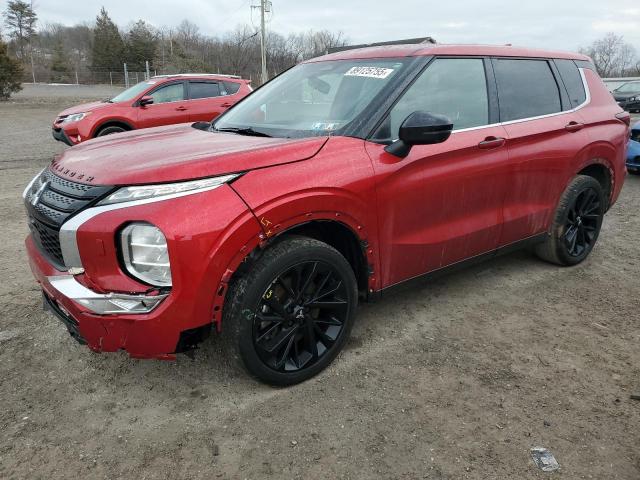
[52,127,75,146]
[27,236,177,359]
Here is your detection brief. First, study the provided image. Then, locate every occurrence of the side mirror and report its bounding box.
[384,111,453,158]
[192,121,211,131]
[139,95,154,107]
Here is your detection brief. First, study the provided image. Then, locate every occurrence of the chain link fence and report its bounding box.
[21,68,155,87]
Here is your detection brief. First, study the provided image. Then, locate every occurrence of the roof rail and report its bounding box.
[151,73,242,79]
[327,37,437,54]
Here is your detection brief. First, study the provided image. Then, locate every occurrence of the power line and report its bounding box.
[211,0,252,33]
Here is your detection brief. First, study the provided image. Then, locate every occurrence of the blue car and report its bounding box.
[628,121,640,175]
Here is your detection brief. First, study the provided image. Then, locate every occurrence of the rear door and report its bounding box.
[136,81,189,128]
[187,80,233,122]
[493,58,590,246]
[366,57,511,287]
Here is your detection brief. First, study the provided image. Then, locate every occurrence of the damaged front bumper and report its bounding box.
[47,275,168,315]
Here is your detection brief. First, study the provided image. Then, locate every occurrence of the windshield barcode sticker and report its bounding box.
[345,67,394,79]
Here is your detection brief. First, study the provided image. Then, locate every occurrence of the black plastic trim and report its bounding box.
[376,233,548,299]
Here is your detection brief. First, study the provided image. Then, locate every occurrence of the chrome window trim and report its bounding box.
[59,182,229,268]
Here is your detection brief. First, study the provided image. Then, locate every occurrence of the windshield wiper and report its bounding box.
[214,127,272,138]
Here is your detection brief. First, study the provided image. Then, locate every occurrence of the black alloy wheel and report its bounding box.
[535,175,605,266]
[564,187,601,258]
[253,260,349,372]
[223,236,358,386]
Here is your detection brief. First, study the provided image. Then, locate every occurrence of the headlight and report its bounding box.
[120,223,171,286]
[63,112,90,123]
[631,96,639,102]
[98,174,240,205]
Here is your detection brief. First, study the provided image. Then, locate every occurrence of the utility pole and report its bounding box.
[259,0,267,85]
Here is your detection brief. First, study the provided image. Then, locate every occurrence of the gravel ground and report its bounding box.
[1,85,639,479]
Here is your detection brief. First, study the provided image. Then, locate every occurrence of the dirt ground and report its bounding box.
[1,84,639,480]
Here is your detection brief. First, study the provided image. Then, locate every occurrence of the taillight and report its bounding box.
[615,111,631,127]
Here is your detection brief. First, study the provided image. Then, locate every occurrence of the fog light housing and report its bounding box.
[120,223,172,286]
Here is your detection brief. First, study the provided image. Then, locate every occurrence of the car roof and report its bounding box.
[307,44,591,62]
[151,74,247,82]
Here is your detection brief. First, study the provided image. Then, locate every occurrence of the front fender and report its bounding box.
[230,136,380,291]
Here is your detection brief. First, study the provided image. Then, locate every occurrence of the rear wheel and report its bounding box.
[535,175,604,266]
[223,236,358,386]
[96,125,127,137]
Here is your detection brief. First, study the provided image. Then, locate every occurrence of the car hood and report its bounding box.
[58,101,119,116]
[50,123,329,185]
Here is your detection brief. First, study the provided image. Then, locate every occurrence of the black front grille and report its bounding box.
[25,169,112,268]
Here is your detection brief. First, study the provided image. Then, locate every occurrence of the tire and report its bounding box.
[96,125,127,137]
[222,236,358,386]
[535,175,605,266]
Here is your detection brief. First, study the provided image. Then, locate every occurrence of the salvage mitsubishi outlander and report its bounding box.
[24,44,628,385]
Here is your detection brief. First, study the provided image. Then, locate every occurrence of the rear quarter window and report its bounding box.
[555,59,587,108]
[493,59,562,122]
[224,81,241,94]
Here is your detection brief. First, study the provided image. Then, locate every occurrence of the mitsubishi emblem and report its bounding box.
[31,180,49,207]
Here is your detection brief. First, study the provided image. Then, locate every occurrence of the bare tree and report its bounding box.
[580,33,637,77]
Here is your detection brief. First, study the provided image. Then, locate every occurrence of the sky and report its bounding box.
[7,0,640,52]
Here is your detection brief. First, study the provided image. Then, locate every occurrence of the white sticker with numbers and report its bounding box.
[344,66,394,79]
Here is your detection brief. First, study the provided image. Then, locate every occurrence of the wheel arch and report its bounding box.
[92,119,134,137]
[269,220,371,297]
[577,162,612,208]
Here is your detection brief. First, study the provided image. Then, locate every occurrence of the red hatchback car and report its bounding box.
[51,74,252,145]
[25,45,628,385]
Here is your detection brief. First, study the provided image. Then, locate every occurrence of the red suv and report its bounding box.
[25,45,628,385]
[51,74,252,145]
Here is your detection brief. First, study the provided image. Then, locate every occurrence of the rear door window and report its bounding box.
[189,81,221,99]
[555,59,587,108]
[493,59,562,121]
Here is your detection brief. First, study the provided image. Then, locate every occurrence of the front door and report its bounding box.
[136,81,189,128]
[366,57,511,287]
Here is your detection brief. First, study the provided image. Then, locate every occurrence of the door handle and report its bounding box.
[175,106,188,111]
[220,102,233,107]
[565,121,584,132]
[478,136,506,149]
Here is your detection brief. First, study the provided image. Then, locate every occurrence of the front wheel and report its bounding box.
[535,175,605,266]
[96,125,126,137]
[223,236,358,386]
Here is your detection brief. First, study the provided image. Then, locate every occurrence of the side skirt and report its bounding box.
[371,233,549,300]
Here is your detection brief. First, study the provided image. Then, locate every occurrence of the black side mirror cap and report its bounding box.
[192,121,211,131]
[139,95,154,107]
[384,111,453,158]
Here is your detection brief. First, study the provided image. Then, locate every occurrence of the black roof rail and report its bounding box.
[327,37,436,54]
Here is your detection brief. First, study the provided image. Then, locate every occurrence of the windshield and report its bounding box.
[615,82,640,94]
[110,80,157,102]
[214,59,409,138]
